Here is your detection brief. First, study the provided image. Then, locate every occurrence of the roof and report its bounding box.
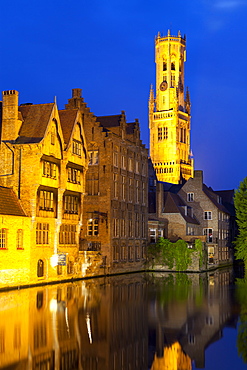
[59,109,79,145]
[97,115,122,128]
[16,103,54,144]
[203,184,231,214]
[163,192,199,224]
[0,187,26,216]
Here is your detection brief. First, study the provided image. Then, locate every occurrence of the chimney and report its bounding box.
[1,90,20,141]
[72,88,82,98]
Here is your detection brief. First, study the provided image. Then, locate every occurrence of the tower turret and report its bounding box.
[149,31,194,184]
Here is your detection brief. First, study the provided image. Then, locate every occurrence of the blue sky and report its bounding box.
[0,0,247,190]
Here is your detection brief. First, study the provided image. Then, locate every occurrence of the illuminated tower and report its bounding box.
[149,30,194,183]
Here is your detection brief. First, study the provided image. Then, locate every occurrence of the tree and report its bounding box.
[234,177,247,265]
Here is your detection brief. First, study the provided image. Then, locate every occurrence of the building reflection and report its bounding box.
[148,269,239,369]
[0,275,148,370]
[0,269,241,370]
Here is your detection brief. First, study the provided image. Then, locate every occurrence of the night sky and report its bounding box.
[1,0,246,191]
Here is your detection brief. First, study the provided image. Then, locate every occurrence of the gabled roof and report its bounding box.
[59,109,79,145]
[163,192,199,224]
[97,115,122,128]
[16,103,54,144]
[0,187,26,216]
[203,184,230,214]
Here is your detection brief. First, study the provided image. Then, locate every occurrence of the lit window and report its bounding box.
[64,195,79,214]
[88,151,99,165]
[0,229,7,249]
[204,211,212,220]
[203,228,213,243]
[72,139,82,156]
[87,217,99,236]
[43,161,56,179]
[68,167,81,184]
[59,224,76,244]
[187,193,194,202]
[39,190,54,211]
[17,229,23,249]
[36,223,49,245]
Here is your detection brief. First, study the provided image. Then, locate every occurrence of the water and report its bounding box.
[0,267,246,369]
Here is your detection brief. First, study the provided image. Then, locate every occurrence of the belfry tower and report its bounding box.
[149,30,194,183]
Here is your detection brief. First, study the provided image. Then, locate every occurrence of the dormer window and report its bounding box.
[187,193,194,202]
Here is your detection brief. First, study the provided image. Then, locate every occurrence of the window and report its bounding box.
[43,161,56,179]
[37,259,44,277]
[121,176,126,200]
[121,155,126,169]
[171,62,175,71]
[51,127,55,145]
[128,157,133,172]
[187,193,194,202]
[171,74,175,87]
[68,167,81,184]
[59,224,76,244]
[86,173,99,195]
[204,211,212,220]
[39,190,54,211]
[158,127,162,141]
[36,223,49,245]
[113,152,118,167]
[163,62,167,71]
[16,229,23,249]
[64,195,79,214]
[129,178,133,202]
[72,140,82,156]
[149,229,156,243]
[87,217,99,236]
[0,229,7,249]
[113,174,118,198]
[163,127,168,139]
[204,228,213,243]
[88,151,99,165]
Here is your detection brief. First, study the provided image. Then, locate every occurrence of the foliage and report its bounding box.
[194,239,204,267]
[235,277,247,363]
[234,177,247,265]
[147,237,202,271]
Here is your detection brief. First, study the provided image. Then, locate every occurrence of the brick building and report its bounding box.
[65,88,149,273]
[0,90,88,287]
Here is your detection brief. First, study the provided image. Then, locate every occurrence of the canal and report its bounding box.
[0,267,246,369]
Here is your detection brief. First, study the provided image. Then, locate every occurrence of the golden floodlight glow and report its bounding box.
[50,254,58,268]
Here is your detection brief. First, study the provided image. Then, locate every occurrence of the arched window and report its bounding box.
[37,259,44,277]
[171,62,175,71]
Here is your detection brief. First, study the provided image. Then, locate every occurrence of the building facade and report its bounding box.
[0,90,88,287]
[149,31,194,184]
[65,89,149,274]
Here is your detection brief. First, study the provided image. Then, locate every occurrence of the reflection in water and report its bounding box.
[0,268,244,369]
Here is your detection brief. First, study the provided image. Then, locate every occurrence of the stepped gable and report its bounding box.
[0,186,26,216]
[59,109,79,145]
[97,114,122,128]
[16,103,54,144]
